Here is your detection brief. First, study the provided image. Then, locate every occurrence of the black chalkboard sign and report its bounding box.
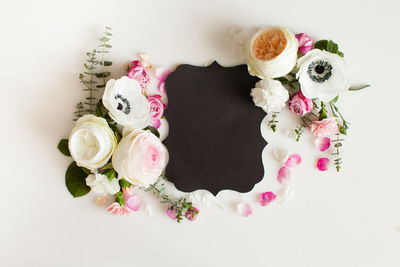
[164,62,267,195]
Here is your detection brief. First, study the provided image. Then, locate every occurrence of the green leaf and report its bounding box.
[327,40,338,54]
[95,72,111,78]
[119,178,131,189]
[101,61,112,66]
[65,162,91,198]
[143,126,160,138]
[105,44,112,48]
[95,100,104,117]
[96,84,106,88]
[331,95,339,104]
[100,37,110,42]
[57,139,71,156]
[314,40,328,50]
[337,51,344,57]
[348,84,370,91]
[103,168,116,181]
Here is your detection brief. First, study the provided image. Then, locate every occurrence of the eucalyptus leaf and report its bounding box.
[65,162,90,198]
[95,100,104,117]
[143,126,160,138]
[95,72,111,78]
[101,61,112,66]
[348,84,370,91]
[57,139,71,156]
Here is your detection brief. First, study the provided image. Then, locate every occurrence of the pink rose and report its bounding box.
[311,117,339,138]
[295,33,313,55]
[127,60,150,90]
[147,95,166,129]
[288,91,313,115]
[112,129,166,187]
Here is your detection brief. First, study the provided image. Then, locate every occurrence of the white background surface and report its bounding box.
[1,0,399,266]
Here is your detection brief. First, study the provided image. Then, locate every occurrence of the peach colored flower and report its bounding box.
[311,117,339,138]
[107,202,131,215]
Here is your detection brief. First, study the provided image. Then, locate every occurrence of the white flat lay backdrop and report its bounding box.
[1,0,399,266]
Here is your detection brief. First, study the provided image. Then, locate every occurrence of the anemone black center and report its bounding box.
[163,62,267,195]
[315,64,325,74]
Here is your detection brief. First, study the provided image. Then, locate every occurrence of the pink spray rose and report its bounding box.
[288,91,313,115]
[112,129,167,187]
[311,117,339,138]
[147,95,166,129]
[295,33,313,55]
[127,60,150,90]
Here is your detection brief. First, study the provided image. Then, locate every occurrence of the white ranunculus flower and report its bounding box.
[296,49,350,102]
[112,129,166,188]
[69,115,117,170]
[246,26,298,79]
[86,173,120,196]
[250,79,289,113]
[103,76,151,129]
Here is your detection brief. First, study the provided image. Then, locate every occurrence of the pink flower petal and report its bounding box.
[122,185,135,196]
[260,192,277,206]
[277,166,292,184]
[315,137,331,152]
[285,154,302,168]
[125,195,143,212]
[317,158,330,171]
[107,203,131,216]
[237,202,253,217]
[155,67,172,82]
[151,118,161,129]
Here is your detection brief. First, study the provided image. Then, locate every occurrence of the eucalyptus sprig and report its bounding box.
[331,133,344,172]
[145,177,199,223]
[74,27,113,121]
[268,112,279,132]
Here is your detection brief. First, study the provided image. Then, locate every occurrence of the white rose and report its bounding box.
[246,26,298,79]
[296,49,350,102]
[69,114,117,170]
[86,173,120,196]
[103,76,151,129]
[250,79,289,113]
[112,129,166,187]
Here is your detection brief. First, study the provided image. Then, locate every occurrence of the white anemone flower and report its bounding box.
[296,49,350,102]
[103,76,151,129]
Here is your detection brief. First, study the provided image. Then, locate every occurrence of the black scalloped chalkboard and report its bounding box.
[164,62,267,195]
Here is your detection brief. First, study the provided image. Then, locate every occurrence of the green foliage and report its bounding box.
[267,112,279,132]
[65,162,91,197]
[119,178,131,189]
[57,139,71,156]
[74,27,113,120]
[73,102,84,121]
[314,40,344,57]
[348,84,370,91]
[331,133,345,172]
[319,102,328,120]
[146,177,199,223]
[143,126,160,138]
[103,168,116,181]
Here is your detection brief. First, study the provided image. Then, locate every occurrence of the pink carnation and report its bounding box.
[107,202,132,215]
[289,91,313,116]
[311,117,339,138]
[127,60,150,90]
[147,95,166,129]
[295,33,313,55]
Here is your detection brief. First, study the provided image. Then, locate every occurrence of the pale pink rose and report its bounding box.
[127,60,150,90]
[185,207,199,221]
[147,95,166,129]
[107,202,132,215]
[289,91,313,115]
[112,129,167,187]
[155,67,172,94]
[311,117,339,138]
[295,33,313,55]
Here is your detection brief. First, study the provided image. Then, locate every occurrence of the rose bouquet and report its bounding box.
[58,28,198,222]
[236,26,369,171]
